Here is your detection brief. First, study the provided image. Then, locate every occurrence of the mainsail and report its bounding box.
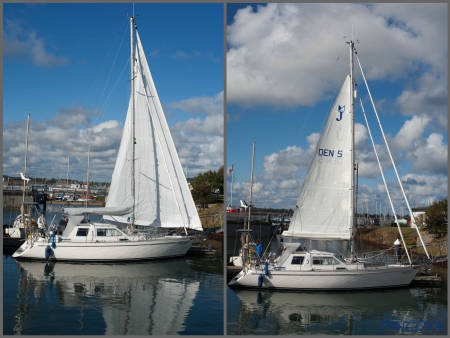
[105,31,202,231]
[283,75,353,240]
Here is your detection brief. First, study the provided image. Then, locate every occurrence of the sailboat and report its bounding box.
[229,142,258,267]
[4,114,41,250]
[228,40,425,290]
[13,15,203,261]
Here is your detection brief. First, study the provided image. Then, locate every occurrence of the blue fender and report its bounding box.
[51,232,56,249]
[264,260,269,276]
[45,246,52,260]
[258,274,264,287]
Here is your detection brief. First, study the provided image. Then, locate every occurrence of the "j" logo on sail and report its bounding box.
[336,105,345,121]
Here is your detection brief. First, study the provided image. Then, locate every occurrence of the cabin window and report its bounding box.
[312,257,340,265]
[335,256,346,264]
[291,256,304,265]
[97,228,123,237]
[76,228,89,236]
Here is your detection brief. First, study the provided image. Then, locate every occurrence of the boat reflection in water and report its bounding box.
[230,288,420,335]
[14,259,199,335]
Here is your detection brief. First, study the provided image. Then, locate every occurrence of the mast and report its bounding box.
[247,142,256,234]
[22,113,30,204]
[129,14,136,229]
[21,113,30,230]
[86,142,90,208]
[230,165,234,208]
[348,39,356,260]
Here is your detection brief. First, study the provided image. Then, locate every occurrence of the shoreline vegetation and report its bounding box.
[356,227,447,258]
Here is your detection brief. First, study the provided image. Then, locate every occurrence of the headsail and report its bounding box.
[283,75,353,240]
[105,31,202,231]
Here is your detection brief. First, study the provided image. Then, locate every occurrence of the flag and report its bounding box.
[49,167,53,174]
[227,165,233,174]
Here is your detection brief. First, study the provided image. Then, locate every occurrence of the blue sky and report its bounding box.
[226,3,447,212]
[3,3,223,182]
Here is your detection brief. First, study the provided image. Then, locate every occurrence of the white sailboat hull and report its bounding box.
[11,18,204,264]
[229,265,420,290]
[12,236,195,261]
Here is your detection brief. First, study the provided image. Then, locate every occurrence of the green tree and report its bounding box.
[424,199,448,239]
[190,166,223,194]
[191,181,212,211]
[190,166,224,208]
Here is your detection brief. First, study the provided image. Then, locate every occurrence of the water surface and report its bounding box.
[3,206,224,335]
[226,236,447,335]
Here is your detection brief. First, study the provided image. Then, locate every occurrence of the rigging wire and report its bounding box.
[354,46,430,260]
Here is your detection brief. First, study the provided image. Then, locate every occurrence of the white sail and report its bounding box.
[283,75,353,240]
[105,31,202,231]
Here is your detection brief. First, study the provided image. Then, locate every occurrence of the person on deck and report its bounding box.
[37,213,46,237]
[57,216,68,235]
[255,239,263,258]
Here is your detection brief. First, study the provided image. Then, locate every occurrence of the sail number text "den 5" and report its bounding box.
[317,148,343,165]
[318,149,343,157]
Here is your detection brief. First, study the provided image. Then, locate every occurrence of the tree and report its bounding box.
[191,166,223,195]
[190,166,224,208]
[191,182,212,211]
[423,199,447,239]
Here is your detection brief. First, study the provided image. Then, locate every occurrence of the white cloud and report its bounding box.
[166,91,224,175]
[226,3,447,209]
[409,133,447,175]
[354,122,369,150]
[171,119,223,175]
[400,174,447,204]
[394,72,447,130]
[92,120,121,133]
[260,132,319,181]
[392,115,430,151]
[166,91,223,117]
[3,92,223,181]
[3,19,68,67]
[173,115,223,136]
[227,3,447,114]
[373,172,447,211]
[172,50,201,59]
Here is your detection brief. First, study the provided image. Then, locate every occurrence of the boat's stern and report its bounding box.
[228,269,246,287]
[12,238,52,260]
[12,240,30,258]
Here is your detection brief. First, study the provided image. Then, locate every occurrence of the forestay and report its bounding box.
[283,76,353,240]
[105,31,202,231]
